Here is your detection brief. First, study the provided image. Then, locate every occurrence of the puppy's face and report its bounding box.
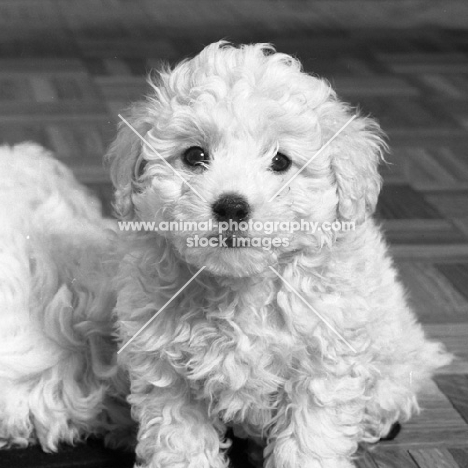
[108,42,384,278]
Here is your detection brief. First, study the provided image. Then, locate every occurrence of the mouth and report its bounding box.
[181,230,279,277]
[209,231,250,248]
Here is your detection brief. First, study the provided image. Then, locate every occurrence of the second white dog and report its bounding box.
[0,143,132,451]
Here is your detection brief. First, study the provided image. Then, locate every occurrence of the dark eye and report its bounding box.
[183,146,209,168]
[134,156,148,180]
[270,152,291,172]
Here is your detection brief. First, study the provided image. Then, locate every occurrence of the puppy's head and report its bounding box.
[107,42,385,278]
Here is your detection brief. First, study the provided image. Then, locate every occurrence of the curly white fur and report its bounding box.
[0,143,132,451]
[108,42,452,468]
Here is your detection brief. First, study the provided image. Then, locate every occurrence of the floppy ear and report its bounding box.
[331,115,386,225]
[106,102,153,220]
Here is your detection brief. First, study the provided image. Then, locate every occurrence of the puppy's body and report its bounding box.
[109,42,452,468]
[116,220,446,468]
[0,144,130,451]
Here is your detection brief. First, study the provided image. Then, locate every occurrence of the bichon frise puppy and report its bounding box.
[109,42,451,468]
[0,143,131,451]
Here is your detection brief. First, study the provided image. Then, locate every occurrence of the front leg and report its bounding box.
[265,376,365,468]
[131,375,229,468]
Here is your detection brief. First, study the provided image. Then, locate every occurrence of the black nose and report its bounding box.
[212,194,250,222]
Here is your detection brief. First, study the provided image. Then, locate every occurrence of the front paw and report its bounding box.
[266,439,355,468]
[136,451,229,468]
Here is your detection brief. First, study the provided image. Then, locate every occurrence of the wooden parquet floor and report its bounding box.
[1,1,468,467]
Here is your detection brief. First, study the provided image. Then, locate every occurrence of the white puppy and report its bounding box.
[107,42,451,468]
[0,143,131,451]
